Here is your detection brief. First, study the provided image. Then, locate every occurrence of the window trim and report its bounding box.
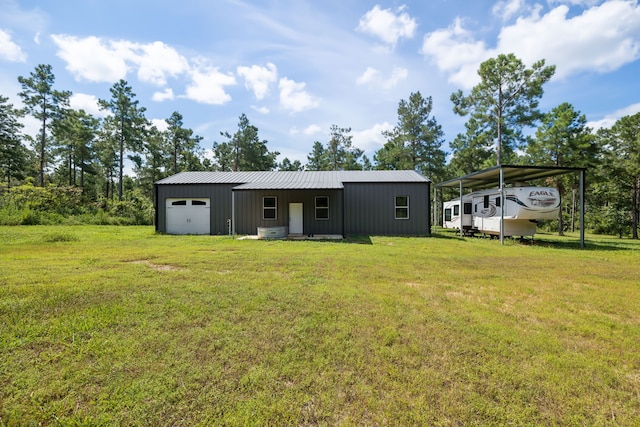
[395,195,409,220]
[262,196,277,220]
[315,196,329,220]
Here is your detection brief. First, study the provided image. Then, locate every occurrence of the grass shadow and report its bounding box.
[341,235,373,245]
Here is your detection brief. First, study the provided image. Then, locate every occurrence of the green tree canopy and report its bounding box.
[447,117,494,177]
[99,80,148,201]
[451,53,555,166]
[0,95,28,187]
[165,111,204,175]
[375,91,445,181]
[52,108,100,189]
[526,102,598,234]
[278,157,303,171]
[212,114,278,171]
[598,113,640,238]
[18,64,71,186]
[306,125,364,171]
[306,141,327,171]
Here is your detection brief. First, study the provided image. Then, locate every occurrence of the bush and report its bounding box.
[41,231,79,243]
[0,184,155,226]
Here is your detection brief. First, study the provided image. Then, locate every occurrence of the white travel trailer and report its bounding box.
[442,186,560,237]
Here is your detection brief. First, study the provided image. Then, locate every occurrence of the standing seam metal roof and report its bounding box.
[155,170,429,189]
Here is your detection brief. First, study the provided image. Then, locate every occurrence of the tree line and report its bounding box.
[0,55,639,238]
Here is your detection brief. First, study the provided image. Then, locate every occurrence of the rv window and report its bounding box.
[453,205,459,216]
[315,196,329,220]
[464,203,472,214]
[395,196,409,219]
[483,195,489,208]
[444,208,452,222]
[263,196,277,220]
[495,197,501,207]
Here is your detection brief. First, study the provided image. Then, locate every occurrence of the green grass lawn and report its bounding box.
[1,226,639,426]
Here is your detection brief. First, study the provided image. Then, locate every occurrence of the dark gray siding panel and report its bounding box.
[343,182,430,235]
[156,181,430,236]
[233,189,343,235]
[156,184,235,234]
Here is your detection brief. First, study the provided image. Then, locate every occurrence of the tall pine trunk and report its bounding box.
[633,176,639,239]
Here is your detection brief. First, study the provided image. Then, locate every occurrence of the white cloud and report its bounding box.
[184,63,236,105]
[548,0,600,6]
[492,0,529,21]
[303,124,322,135]
[0,29,26,62]
[152,88,175,102]
[421,18,493,88]
[356,66,408,90]
[291,124,322,136]
[357,5,417,49]
[237,63,278,100]
[421,1,640,89]
[151,118,169,132]
[587,103,640,130]
[127,41,190,86]
[51,35,190,85]
[498,2,640,79]
[278,77,319,113]
[52,34,129,82]
[352,122,393,153]
[69,93,105,117]
[356,67,379,85]
[251,105,270,114]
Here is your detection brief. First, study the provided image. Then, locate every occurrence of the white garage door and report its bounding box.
[166,198,211,235]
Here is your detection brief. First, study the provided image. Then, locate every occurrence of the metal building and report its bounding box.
[154,170,431,237]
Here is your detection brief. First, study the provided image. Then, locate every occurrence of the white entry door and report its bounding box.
[289,203,303,235]
[166,198,211,234]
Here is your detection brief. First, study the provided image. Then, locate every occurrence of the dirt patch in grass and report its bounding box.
[126,259,182,271]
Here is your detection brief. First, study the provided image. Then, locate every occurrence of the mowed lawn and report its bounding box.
[1,226,639,426]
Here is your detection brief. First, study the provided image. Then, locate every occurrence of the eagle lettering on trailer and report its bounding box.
[528,190,557,208]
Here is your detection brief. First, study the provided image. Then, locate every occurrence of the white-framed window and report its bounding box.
[315,196,329,220]
[263,196,277,220]
[395,196,409,219]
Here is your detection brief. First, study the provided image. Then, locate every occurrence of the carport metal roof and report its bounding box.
[435,165,585,189]
[433,165,587,247]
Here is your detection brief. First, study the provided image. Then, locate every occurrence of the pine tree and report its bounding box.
[99,80,148,200]
[18,64,71,186]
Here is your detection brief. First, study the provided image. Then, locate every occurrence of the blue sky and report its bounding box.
[1,0,639,167]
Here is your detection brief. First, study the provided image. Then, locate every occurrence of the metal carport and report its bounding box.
[433,165,587,248]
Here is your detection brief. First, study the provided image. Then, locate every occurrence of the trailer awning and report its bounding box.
[434,165,585,189]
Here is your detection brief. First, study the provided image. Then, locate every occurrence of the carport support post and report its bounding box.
[500,167,505,246]
[580,169,585,248]
[432,186,437,234]
[459,180,464,238]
